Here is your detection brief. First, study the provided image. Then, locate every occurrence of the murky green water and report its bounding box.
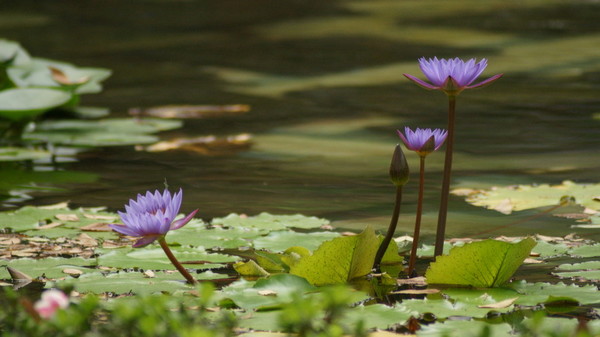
[1,0,599,243]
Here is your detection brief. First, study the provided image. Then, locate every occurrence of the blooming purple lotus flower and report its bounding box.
[110,188,198,248]
[404,57,503,96]
[397,127,448,156]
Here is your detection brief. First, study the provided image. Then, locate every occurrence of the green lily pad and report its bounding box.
[25,118,182,147]
[0,88,72,121]
[402,298,508,319]
[1,257,96,279]
[166,219,254,249]
[425,238,536,287]
[568,243,600,257]
[289,226,380,286]
[219,275,316,310]
[8,57,111,95]
[253,230,340,252]
[530,240,570,258]
[554,261,600,281]
[345,304,416,329]
[96,246,237,271]
[212,212,329,232]
[0,39,31,66]
[0,204,118,240]
[459,181,600,214]
[51,270,223,294]
[508,280,600,305]
[417,320,512,337]
[0,147,52,162]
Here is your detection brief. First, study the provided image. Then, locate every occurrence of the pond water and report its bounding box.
[1,0,599,244]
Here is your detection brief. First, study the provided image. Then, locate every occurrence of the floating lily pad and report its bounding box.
[166,219,255,249]
[530,240,571,258]
[0,88,72,121]
[219,275,315,310]
[253,230,340,252]
[508,280,600,305]
[0,147,52,162]
[51,270,213,294]
[554,261,600,281]
[8,57,111,95]
[425,238,536,287]
[344,304,416,329]
[457,181,600,214]
[212,212,330,232]
[417,320,512,337]
[25,118,182,147]
[568,243,600,257]
[96,246,237,270]
[402,298,511,319]
[0,257,96,279]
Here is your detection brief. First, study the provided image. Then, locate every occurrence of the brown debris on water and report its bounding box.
[129,104,250,119]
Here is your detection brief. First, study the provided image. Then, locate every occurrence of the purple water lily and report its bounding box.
[404,57,503,96]
[110,189,198,248]
[397,127,447,156]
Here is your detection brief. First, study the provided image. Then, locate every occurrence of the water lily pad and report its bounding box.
[25,118,182,147]
[0,147,52,162]
[0,88,72,121]
[417,320,512,337]
[457,181,600,214]
[402,298,506,319]
[96,246,237,270]
[0,257,96,279]
[253,230,340,252]
[51,270,215,294]
[508,280,600,305]
[554,261,600,281]
[345,304,416,329]
[212,212,330,231]
[166,219,254,249]
[568,243,600,257]
[425,238,536,287]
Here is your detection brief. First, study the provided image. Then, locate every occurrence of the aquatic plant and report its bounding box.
[404,57,502,257]
[397,127,447,275]
[373,144,409,271]
[110,188,199,284]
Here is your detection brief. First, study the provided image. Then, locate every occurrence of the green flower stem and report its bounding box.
[158,237,197,285]
[373,186,403,272]
[435,96,456,257]
[408,156,426,275]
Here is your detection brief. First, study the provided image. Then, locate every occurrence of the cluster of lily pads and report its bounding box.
[1,56,599,337]
[0,39,184,163]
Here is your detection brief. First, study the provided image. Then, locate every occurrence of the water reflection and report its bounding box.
[1,0,598,242]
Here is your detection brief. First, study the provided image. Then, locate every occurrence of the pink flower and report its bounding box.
[397,127,447,157]
[34,290,69,319]
[404,57,502,96]
[110,188,198,248]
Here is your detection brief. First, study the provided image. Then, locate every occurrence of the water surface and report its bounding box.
[1,0,599,242]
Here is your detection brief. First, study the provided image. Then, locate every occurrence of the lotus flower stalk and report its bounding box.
[397,127,447,275]
[404,57,502,257]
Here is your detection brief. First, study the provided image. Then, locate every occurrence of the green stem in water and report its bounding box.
[158,237,197,285]
[373,186,403,272]
[408,156,426,275]
[435,96,456,257]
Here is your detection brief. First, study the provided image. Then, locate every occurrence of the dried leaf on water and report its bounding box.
[138,134,252,155]
[129,104,250,119]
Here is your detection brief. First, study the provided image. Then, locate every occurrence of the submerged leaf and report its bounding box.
[425,238,536,287]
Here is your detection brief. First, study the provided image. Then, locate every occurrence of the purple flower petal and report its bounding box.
[112,187,195,248]
[171,209,199,230]
[397,127,448,156]
[406,57,500,96]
